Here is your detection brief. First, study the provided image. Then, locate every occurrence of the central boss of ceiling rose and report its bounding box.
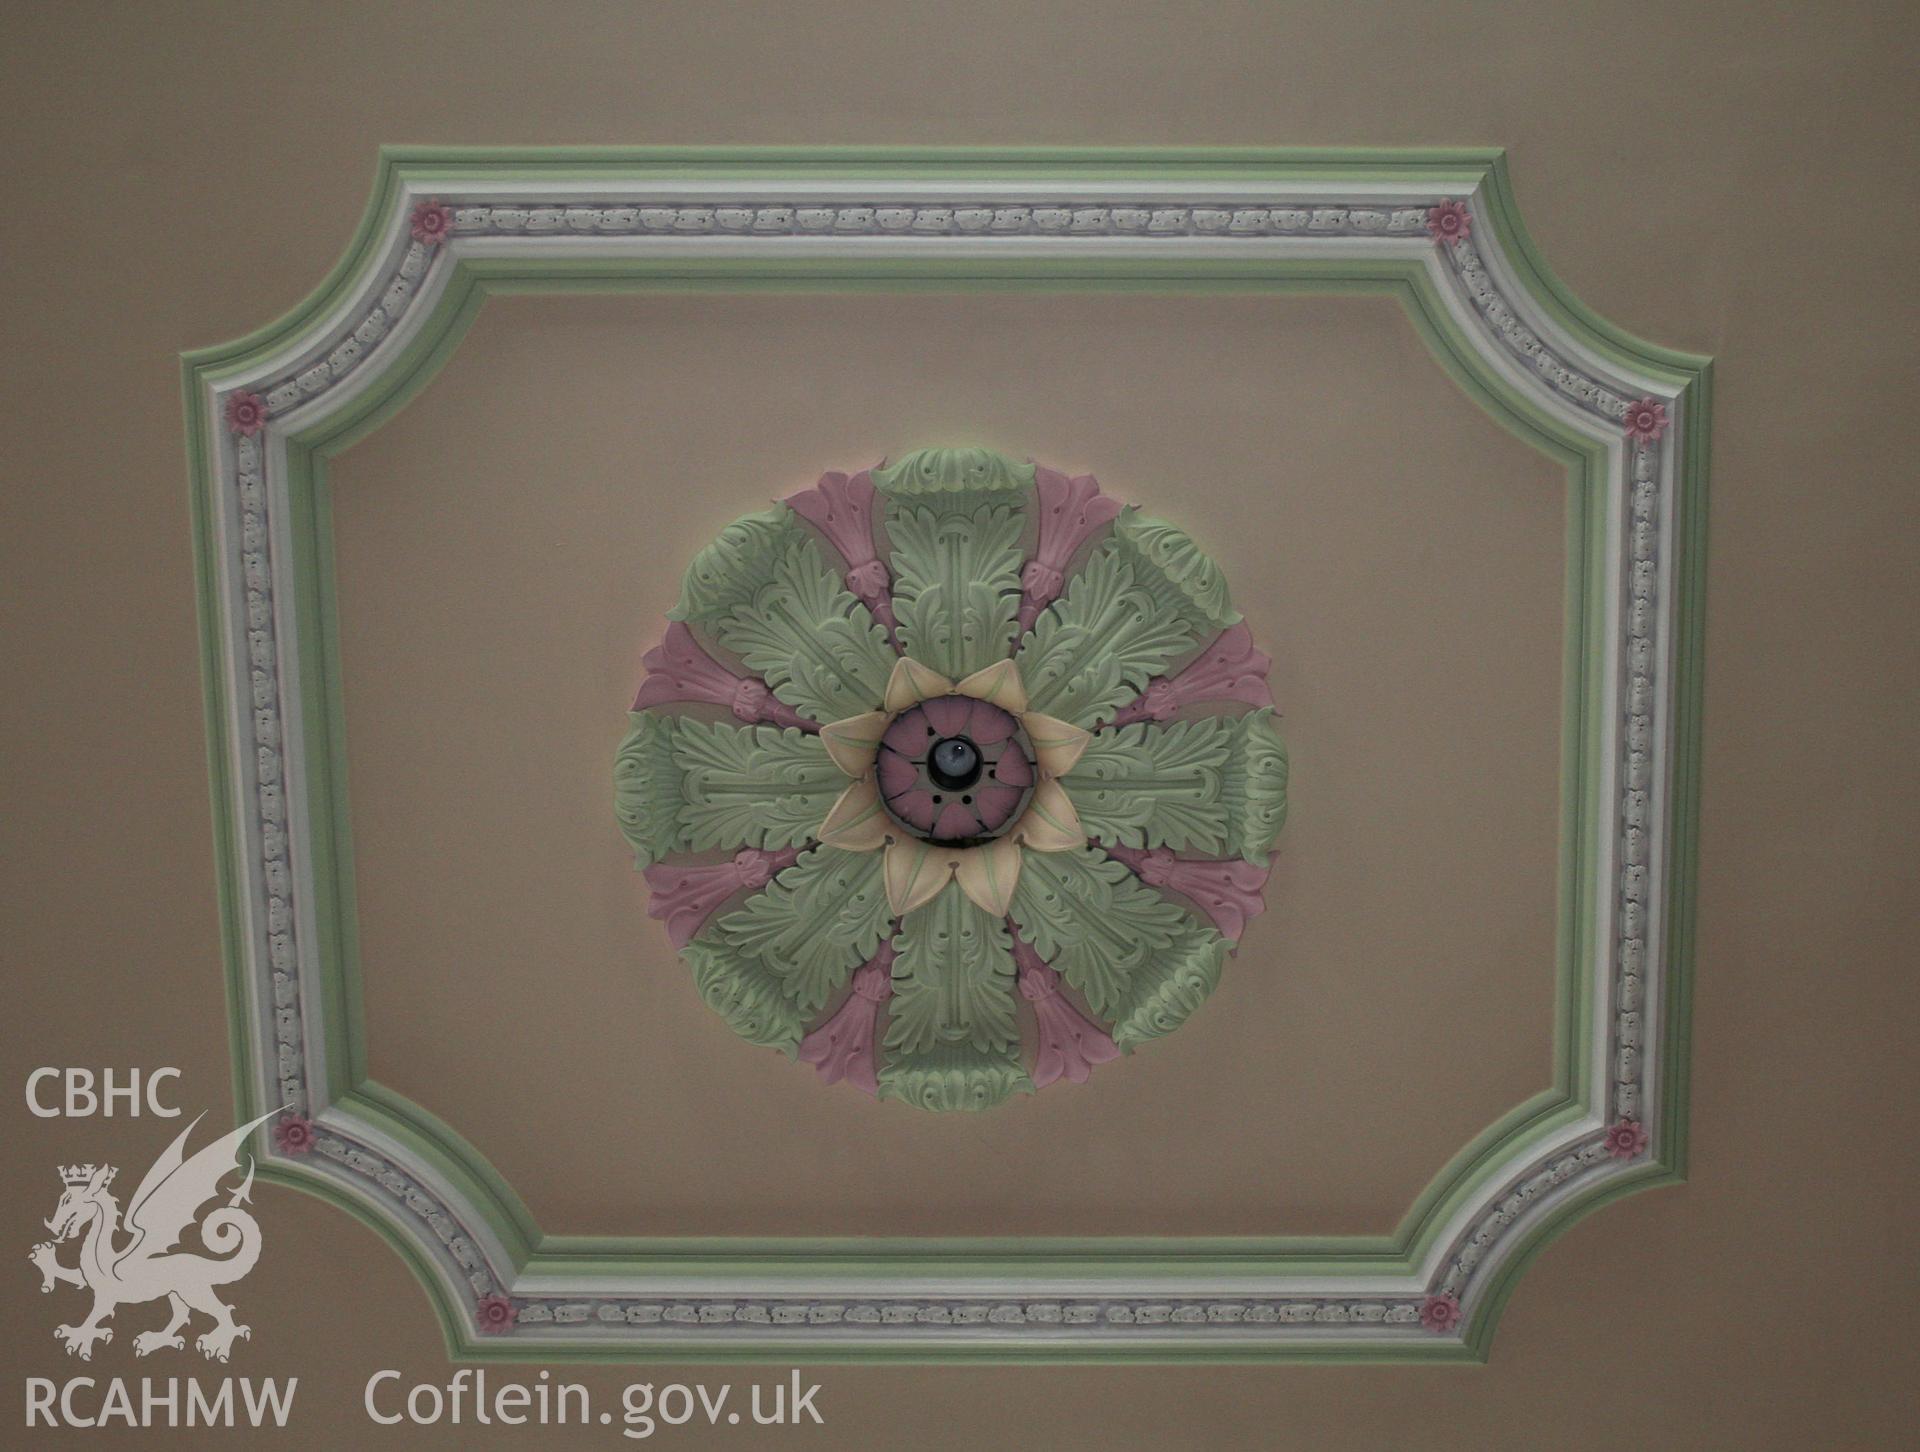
[615,447,1287,1111]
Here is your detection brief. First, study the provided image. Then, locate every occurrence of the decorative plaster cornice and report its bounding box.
[187,151,1706,1359]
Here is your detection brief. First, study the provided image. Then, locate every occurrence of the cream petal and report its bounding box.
[954,658,1028,714]
[1020,710,1093,777]
[817,777,891,851]
[883,656,955,712]
[1015,777,1086,852]
[952,835,1024,916]
[885,839,957,915]
[820,711,889,777]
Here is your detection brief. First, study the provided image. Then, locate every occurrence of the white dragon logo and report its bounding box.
[28,1110,277,1362]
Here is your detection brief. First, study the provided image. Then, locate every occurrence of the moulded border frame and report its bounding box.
[183,147,1709,1362]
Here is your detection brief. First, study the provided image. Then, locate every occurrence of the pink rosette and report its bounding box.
[1604,1118,1649,1160]
[1622,397,1669,443]
[1426,199,1471,242]
[224,391,268,437]
[1420,1293,1462,1334]
[410,199,454,246]
[475,1294,516,1334]
[272,1114,314,1154]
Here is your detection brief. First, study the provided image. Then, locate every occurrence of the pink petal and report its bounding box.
[932,802,983,839]
[922,696,972,736]
[878,752,919,796]
[890,789,937,831]
[969,782,1022,827]
[882,707,931,755]
[965,701,1015,744]
[991,751,1033,788]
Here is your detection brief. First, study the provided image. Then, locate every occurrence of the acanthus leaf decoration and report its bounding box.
[885,883,1019,1056]
[879,883,1031,1112]
[619,449,1283,1109]
[682,935,812,1053]
[1109,509,1241,633]
[1005,844,1232,1049]
[1221,708,1290,866]
[1106,919,1231,1049]
[783,470,899,634]
[1107,621,1273,727]
[797,948,897,1095]
[1007,846,1190,1019]
[669,507,895,724]
[876,1040,1032,1112]
[1014,937,1121,1088]
[1016,509,1239,729]
[710,848,891,1012]
[613,711,841,863]
[1065,716,1236,853]
[643,846,803,950]
[633,621,817,730]
[871,446,1035,512]
[1104,843,1271,943]
[885,499,1026,681]
[612,711,682,869]
[1019,466,1122,633]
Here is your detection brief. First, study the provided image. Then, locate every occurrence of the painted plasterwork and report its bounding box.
[616,450,1285,1107]
[185,149,1709,1359]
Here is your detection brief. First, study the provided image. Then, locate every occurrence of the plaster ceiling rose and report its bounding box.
[617,447,1287,1110]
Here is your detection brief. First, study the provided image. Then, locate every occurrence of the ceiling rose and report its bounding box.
[616,447,1287,1109]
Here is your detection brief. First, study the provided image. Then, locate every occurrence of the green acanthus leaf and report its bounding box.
[878,1039,1032,1112]
[885,882,1019,1055]
[670,717,844,853]
[668,507,793,623]
[871,446,1034,516]
[1108,508,1240,631]
[1015,507,1240,727]
[1223,707,1290,865]
[614,713,842,863]
[681,937,811,1055]
[1014,541,1203,728]
[1108,920,1230,1050]
[711,848,890,1013]
[887,500,1025,679]
[670,506,894,723]
[612,711,684,869]
[1007,846,1191,1019]
[1064,716,1234,853]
